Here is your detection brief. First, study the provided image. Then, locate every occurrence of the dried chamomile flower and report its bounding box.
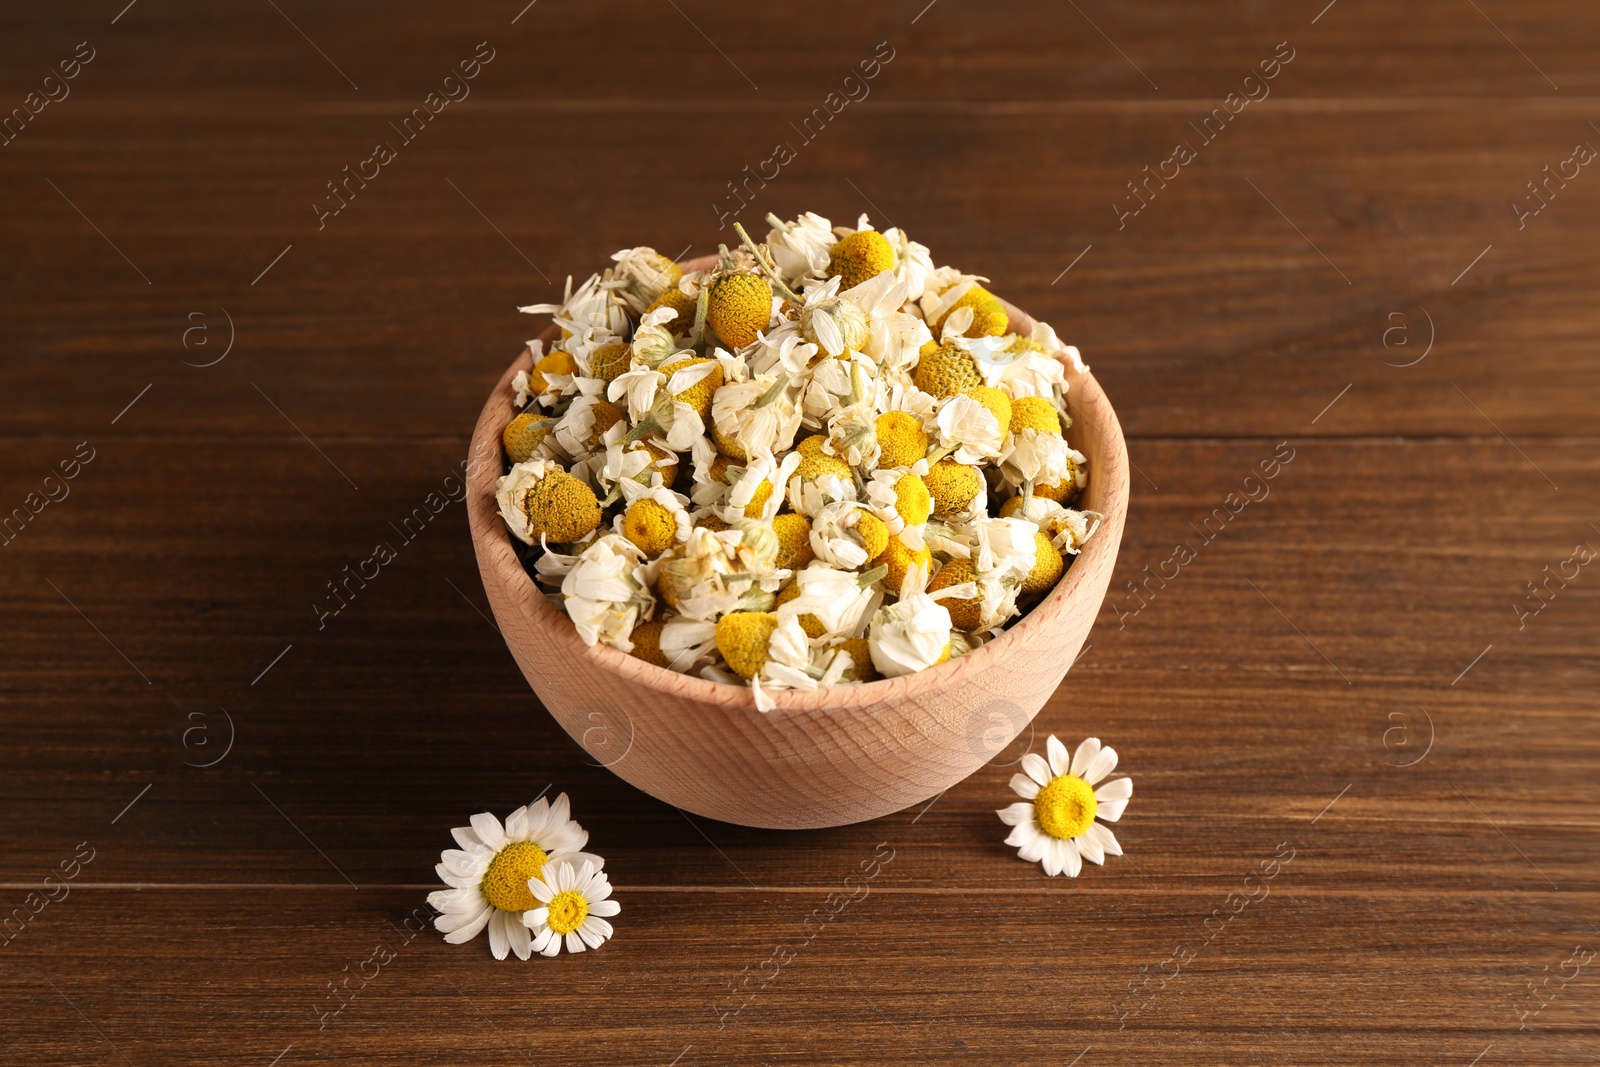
[616,483,692,558]
[496,459,603,546]
[924,460,985,518]
[706,270,773,350]
[711,374,802,462]
[868,586,953,678]
[561,534,657,650]
[933,392,1005,464]
[715,611,779,680]
[642,287,700,341]
[726,452,800,522]
[770,513,815,570]
[880,225,935,302]
[928,558,984,631]
[778,563,881,642]
[913,339,984,398]
[503,411,558,464]
[787,448,858,517]
[998,496,1103,556]
[522,271,631,338]
[609,246,683,315]
[553,396,626,458]
[629,613,671,668]
[808,500,888,569]
[827,228,895,290]
[874,533,932,596]
[927,278,1008,338]
[764,211,838,290]
[865,466,933,535]
[875,410,929,469]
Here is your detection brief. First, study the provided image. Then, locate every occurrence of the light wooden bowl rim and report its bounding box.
[468,264,1129,717]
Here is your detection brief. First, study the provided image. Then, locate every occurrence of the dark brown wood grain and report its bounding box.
[2,1,1597,1063]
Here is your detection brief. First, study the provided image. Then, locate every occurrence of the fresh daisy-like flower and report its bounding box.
[428,794,604,960]
[523,859,620,956]
[998,735,1131,878]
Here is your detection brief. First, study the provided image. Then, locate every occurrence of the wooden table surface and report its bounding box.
[3,2,1597,1063]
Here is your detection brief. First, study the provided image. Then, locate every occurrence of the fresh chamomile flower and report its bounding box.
[428,794,604,960]
[497,459,603,546]
[997,735,1131,878]
[523,859,620,956]
[561,534,658,650]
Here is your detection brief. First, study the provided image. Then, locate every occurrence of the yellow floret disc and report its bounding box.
[629,615,670,667]
[913,341,983,398]
[715,611,779,679]
[480,840,548,912]
[771,513,814,569]
[928,558,982,631]
[502,412,552,464]
[826,230,895,290]
[876,535,932,594]
[966,385,1013,437]
[893,473,932,526]
[875,411,928,469]
[1021,531,1065,595]
[1010,395,1063,437]
[1035,774,1096,840]
[855,512,890,560]
[706,273,773,349]
[935,283,1009,338]
[925,460,982,516]
[621,499,678,556]
[524,472,602,544]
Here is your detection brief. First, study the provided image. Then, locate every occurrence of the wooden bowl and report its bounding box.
[467,269,1129,828]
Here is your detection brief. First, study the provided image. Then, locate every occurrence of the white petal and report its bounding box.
[1082,744,1119,785]
[507,916,533,959]
[1009,773,1040,800]
[450,826,485,850]
[442,906,492,944]
[1084,821,1122,857]
[565,931,585,954]
[1070,737,1101,777]
[487,911,511,959]
[996,801,1035,826]
[435,902,490,935]
[1046,735,1070,777]
[550,792,573,826]
[1017,834,1047,863]
[589,899,621,917]
[1060,838,1083,877]
[1076,828,1105,865]
[1096,798,1129,823]
[1021,752,1052,787]
[525,906,549,927]
[434,864,482,891]
[504,805,530,841]
[577,924,606,949]
[536,930,560,956]
[528,875,555,903]
[1094,777,1133,802]
[1041,839,1064,876]
[469,813,507,851]
[582,916,614,941]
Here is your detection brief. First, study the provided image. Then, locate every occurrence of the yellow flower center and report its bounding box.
[480,840,548,912]
[1034,774,1097,840]
[545,889,589,935]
